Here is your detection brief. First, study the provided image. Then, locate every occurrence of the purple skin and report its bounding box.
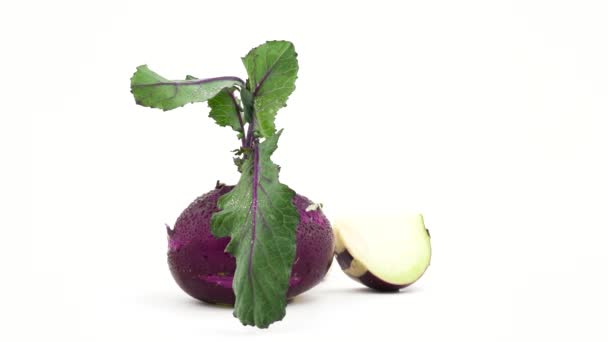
[167,183,334,305]
[335,249,407,292]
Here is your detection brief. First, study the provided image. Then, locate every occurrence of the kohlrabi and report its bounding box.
[166,183,333,306]
[130,41,334,328]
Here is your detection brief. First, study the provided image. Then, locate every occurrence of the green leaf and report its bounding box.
[211,130,298,328]
[242,41,298,137]
[208,88,244,133]
[130,65,244,111]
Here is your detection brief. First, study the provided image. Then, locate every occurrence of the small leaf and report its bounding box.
[211,130,298,328]
[208,88,244,133]
[130,65,244,111]
[242,41,298,137]
[240,87,254,123]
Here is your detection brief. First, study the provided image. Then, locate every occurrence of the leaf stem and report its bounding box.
[133,75,245,88]
[247,144,260,284]
[245,113,256,149]
[229,89,247,147]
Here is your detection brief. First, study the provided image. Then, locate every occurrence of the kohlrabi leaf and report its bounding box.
[130,65,244,111]
[240,87,254,124]
[208,88,244,134]
[242,41,298,137]
[211,130,298,328]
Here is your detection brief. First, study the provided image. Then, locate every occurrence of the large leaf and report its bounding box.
[211,130,299,328]
[130,65,244,111]
[242,41,298,137]
[207,87,244,134]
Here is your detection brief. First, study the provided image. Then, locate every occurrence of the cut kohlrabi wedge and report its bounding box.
[334,213,431,291]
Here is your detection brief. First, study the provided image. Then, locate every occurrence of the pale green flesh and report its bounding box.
[335,213,431,285]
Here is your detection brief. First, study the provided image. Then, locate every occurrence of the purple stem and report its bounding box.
[245,113,256,149]
[253,70,272,96]
[247,145,260,283]
[132,76,245,88]
[227,90,246,147]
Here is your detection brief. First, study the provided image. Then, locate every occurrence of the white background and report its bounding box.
[1,0,607,340]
